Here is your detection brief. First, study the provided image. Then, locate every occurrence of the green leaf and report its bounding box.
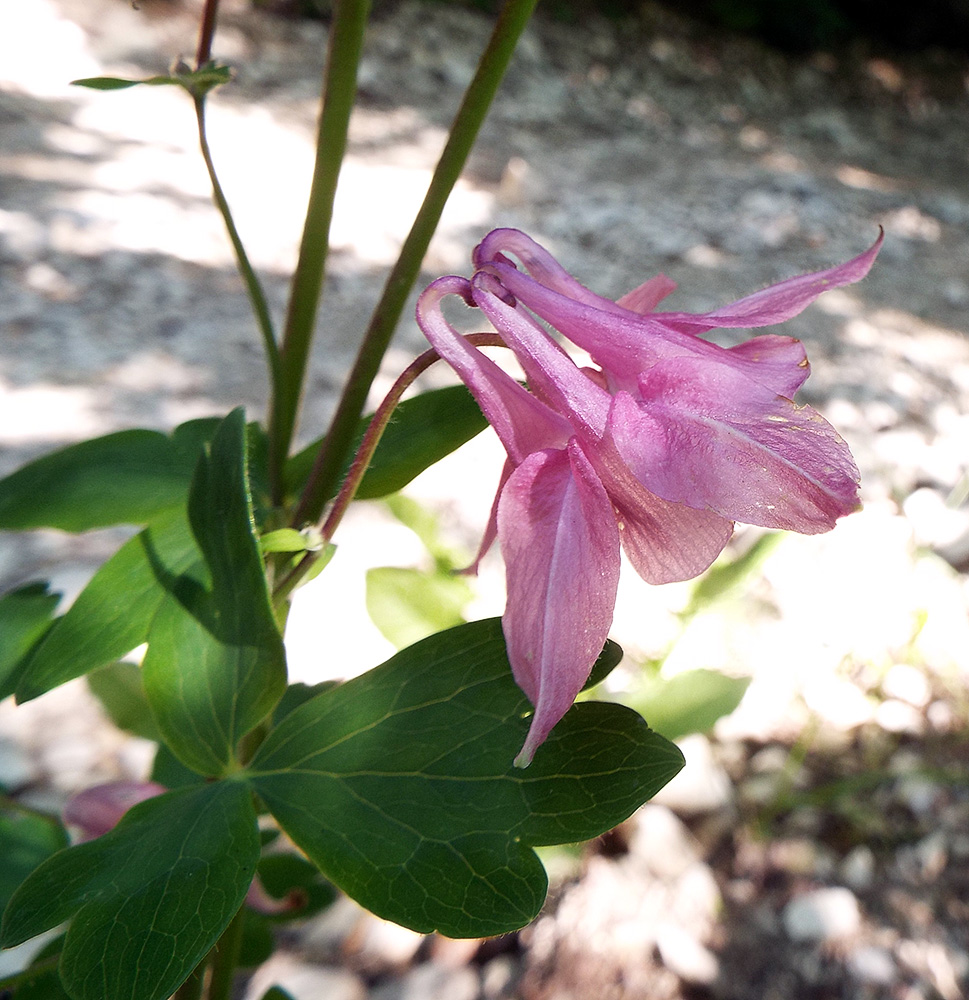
[86,662,160,742]
[0,782,258,1000]
[238,911,275,968]
[246,618,683,938]
[0,419,221,533]
[143,410,286,776]
[681,531,782,621]
[0,807,68,913]
[633,669,751,742]
[149,743,205,790]
[285,385,487,503]
[366,566,471,648]
[71,65,232,97]
[259,989,296,1000]
[15,508,203,701]
[0,583,60,700]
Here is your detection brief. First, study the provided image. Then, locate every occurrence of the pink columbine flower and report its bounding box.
[416,231,881,766]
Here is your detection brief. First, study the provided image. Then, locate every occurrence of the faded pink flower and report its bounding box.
[417,231,880,765]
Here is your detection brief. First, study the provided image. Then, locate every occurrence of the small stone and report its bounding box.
[243,954,367,1000]
[0,738,40,791]
[369,962,480,1000]
[840,845,876,891]
[876,699,925,734]
[782,887,861,942]
[656,925,719,985]
[627,804,700,879]
[848,945,897,985]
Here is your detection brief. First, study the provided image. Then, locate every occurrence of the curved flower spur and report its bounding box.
[417,230,881,765]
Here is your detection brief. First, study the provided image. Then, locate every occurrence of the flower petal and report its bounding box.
[616,274,678,314]
[586,436,734,583]
[608,360,861,532]
[497,440,620,767]
[471,273,613,439]
[725,334,809,397]
[656,230,883,332]
[416,276,572,462]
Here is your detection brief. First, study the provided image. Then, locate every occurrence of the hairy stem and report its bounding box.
[273,334,503,605]
[194,0,220,68]
[292,0,539,526]
[268,0,371,503]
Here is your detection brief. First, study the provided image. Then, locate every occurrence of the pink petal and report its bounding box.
[655,230,884,331]
[497,441,620,767]
[416,276,571,462]
[616,274,678,314]
[725,334,809,397]
[608,360,861,532]
[471,273,613,439]
[63,781,167,840]
[478,258,809,399]
[586,437,734,583]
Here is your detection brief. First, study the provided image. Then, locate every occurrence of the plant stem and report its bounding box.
[194,0,220,68]
[194,96,281,397]
[293,0,539,527]
[204,905,247,1000]
[273,334,503,605]
[268,0,371,504]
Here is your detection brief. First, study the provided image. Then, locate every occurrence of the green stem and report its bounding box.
[268,0,371,504]
[194,95,280,394]
[273,334,503,605]
[293,0,539,526]
[204,904,247,1000]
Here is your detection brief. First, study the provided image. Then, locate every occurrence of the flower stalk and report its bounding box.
[292,0,540,526]
[268,0,372,504]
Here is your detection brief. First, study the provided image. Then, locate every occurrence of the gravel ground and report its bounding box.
[1,1,969,998]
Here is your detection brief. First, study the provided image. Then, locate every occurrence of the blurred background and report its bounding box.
[1,1,968,997]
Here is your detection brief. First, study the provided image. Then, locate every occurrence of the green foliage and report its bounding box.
[632,669,750,742]
[71,64,232,99]
[0,808,68,914]
[366,566,472,647]
[142,410,286,776]
[0,419,220,532]
[246,618,683,937]
[14,508,203,701]
[285,385,487,503]
[0,584,59,700]
[366,493,475,648]
[0,783,259,1000]
[86,662,162,742]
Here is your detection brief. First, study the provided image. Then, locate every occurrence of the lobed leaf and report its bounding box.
[0,419,221,533]
[0,583,60,700]
[0,783,258,1000]
[246,618,682,938]
[15,508,202,701]
[143,409,286,775]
